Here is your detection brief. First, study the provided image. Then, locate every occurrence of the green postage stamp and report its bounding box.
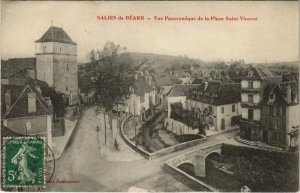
[2,137,46,188]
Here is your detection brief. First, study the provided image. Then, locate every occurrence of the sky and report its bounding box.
[1,1,299,63]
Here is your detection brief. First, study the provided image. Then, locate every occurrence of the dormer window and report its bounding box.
[247,70,254,77]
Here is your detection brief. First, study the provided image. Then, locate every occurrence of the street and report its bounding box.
[46,106,240,192]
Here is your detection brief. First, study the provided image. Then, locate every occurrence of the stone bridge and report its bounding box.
[165,143,222,177]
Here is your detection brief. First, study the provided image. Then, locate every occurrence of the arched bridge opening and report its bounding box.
[177,162,195,176]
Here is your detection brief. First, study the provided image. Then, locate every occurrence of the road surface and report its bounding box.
[46,106,239,192]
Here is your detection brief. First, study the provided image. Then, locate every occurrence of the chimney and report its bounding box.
[204,81,209,91]
[35,86,42,94]
[286,85,292,103]
[5,89,11,113]
[44,97,52,107]
[148,75,152,86]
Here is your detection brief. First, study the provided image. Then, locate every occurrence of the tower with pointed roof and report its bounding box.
[35,26,78,105]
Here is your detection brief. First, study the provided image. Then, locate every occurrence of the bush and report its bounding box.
[220,144,299,191]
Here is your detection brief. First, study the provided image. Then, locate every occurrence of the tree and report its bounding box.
[37,80,66,119]
[88,42,134,134]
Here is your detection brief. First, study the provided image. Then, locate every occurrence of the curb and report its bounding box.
[49,111,82,161]
[234,136,283,151]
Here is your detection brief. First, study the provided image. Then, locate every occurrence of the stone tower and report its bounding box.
[35,26,78,105]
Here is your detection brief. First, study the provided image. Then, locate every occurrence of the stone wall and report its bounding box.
[121,115,207,160]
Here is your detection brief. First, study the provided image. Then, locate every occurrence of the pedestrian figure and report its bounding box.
[114,139,120,151]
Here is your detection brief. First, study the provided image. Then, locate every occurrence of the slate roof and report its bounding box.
[192,78,204,84]
[262,81,298,106]
[168,84,199,97]
[132,77,154,96]
[188,81,241,106]
[35,26,76,45]
[1,58,36,78]
[4,83,53,119]
[242,66,275,80]
[153,75,182,86]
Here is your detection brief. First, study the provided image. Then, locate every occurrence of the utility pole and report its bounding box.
[134,100,137,147]
[116,103,119,140]
[104,110,107,144]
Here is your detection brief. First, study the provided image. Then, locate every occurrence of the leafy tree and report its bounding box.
[88,42,134,132]
[37,80,66,119]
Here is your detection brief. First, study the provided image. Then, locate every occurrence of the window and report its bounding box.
[141,95,145,103]
[248,82,253,89]
[209,117,213,125]
[221,107,224,114]
[272,132,278,141]
[262,105,269,114]
[274,119,282,130]
[28,93,36,113]
[248,94,254,103]
[278,133,286,144]
[278,107,282,116]
[43,46,46,53]
[269,118,274,130]
[273,106,277,117]
[261,117,266,127]
[208,106,213,114]
[262,117,269,128]
[232,104,235,112]
[247,71,254,77]
[248,109,253,120]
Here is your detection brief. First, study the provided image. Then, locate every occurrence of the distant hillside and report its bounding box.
[116,52,212,73]
[79,51,298,74]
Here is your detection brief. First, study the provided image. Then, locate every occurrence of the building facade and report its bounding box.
[187,81,241,131]
[239,66,282,141]
[127,76,156,121]
[260,81,299,149]
[166,84,199,118]
[35,26,79,106]
[2,83,53,149]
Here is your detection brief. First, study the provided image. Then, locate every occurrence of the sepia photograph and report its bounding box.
[1,1,299,192]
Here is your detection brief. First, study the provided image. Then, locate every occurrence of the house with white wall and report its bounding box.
[239,66,282,141]
[166,84,199,117]
[187,81,241,131]
[2,82,53,149]
[127,76,156,121]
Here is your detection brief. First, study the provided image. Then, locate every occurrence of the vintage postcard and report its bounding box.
[1,1,299,192]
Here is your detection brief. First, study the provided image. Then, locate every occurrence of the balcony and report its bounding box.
[241,87,260,93]
[241,102,260,108]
